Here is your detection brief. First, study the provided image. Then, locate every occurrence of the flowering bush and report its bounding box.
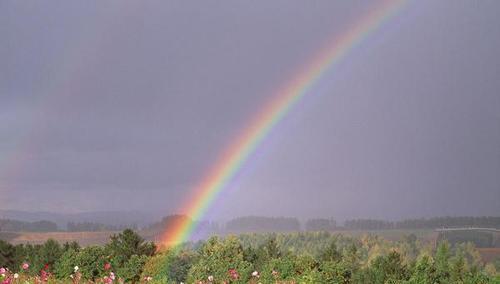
[186,236,252,284]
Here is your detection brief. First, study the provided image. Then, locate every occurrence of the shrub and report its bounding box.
[74,246,109,281]
[187,236,252,283]
[53,249,79,279]
[117,254,149,283]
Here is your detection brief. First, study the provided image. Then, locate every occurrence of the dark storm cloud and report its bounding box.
[1,1,499,219]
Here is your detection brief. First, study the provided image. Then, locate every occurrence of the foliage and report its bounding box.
[74,245,108,280]
[106,228,156,267]
[116,254,149,283]
[1,230,499,283]
[53,248,79,279]
[187,236,253,283]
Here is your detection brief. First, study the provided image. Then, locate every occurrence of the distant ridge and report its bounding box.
[0,210,161,228]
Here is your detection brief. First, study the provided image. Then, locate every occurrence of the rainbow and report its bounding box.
[161,0,406,246]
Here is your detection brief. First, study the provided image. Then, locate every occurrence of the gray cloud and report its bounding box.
[1,0,499,220]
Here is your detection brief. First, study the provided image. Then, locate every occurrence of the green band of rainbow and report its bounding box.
[161,0,406,246]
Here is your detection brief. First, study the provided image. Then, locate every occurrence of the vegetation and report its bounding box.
[67,222,136,232]
[1,229,499,283]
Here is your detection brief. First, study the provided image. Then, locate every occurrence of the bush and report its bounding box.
[117,254,149,283]
[74,246,109,281]
[187,236,252,283]
[53,248,79,279]
[141,249,196,284]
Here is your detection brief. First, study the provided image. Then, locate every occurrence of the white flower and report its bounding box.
[70,275,74,279]
[110,272,116,280]
[74,266,79,272]
[208,275,214,282]
[252,271,259,277]
[14,273,19,279]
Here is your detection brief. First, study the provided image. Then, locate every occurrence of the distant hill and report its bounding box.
[0,210,161,229]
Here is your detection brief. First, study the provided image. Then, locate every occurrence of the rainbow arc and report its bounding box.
[161,0,406,247]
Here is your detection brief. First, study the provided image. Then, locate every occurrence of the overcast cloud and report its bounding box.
[1,0,499,221]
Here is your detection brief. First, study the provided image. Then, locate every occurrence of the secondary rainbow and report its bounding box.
[161,0,406,246]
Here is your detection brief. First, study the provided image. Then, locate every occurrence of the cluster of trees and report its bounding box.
[225,216,300,233]
[0,219,58,232]
[1,230,499,283]
[0,229,155,283]
[304,218,337,231]
[67,222,137,232]
[180,215,500,234]
[3,215,499,234]
[144,232,499,283]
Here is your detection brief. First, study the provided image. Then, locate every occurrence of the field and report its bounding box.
[0,231,118,246]
[478,248,500,263]
[0,230,162,246]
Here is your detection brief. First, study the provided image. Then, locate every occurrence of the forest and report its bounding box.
[2,216,499,233]
[1,229,499,283]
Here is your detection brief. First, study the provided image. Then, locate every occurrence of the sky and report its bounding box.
[1,0,499,221]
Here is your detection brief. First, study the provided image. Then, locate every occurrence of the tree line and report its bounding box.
[0,219,138,233]
[2,216,499,233]
[2,229,498,283]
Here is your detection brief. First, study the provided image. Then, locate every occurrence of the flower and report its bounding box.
[22,263,29,270]
[110,272,116,280]
[252,270,259,277]
[208,275,214,282]
[0,268,5,275]
[74,266,79,272]
[104,262,111,270]
[40,269,48,281]
[228,269,239,280]
[13,273,19,279]
[144,276,153,282]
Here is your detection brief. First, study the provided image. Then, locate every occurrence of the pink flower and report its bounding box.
[110,272,115,280]
[40,270,48,281]
[22,263,29,270]
[104,263,111,271]
[0,268,5,274]
[228,269,239,280]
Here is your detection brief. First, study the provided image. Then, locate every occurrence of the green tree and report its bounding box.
[435,241,451,282]
[75,246,108,281]
[116,254,149,283]
[106,229,155,267]
[53,248,79,279]
[39,239,63,272]
[187,236,252,284]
